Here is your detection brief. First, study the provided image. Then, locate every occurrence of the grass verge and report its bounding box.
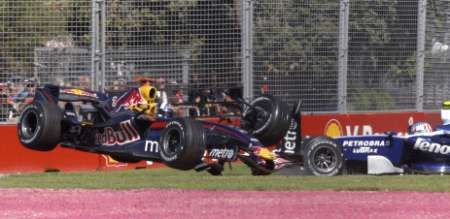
[0,165,449,192]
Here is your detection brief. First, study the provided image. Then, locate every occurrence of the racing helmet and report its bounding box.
[139,83,158,104]
[441,101,450,125]
[408,122,433,135]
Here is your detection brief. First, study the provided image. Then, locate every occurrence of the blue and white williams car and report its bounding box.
[303,102,450,175]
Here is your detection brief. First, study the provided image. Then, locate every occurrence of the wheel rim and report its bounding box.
[20,110,39,140]
[250,99,272,133]
[163,129,181,156]
[312,146,337,173]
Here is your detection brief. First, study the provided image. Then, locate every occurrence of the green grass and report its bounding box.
[1,165,450,192]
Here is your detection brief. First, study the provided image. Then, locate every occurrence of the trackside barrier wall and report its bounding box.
[0,125,152,173]
[302,112,441,137]
[0,112,441,173]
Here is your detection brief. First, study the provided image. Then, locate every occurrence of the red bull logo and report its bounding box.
[96,120,140,146]
[112,89,142,111]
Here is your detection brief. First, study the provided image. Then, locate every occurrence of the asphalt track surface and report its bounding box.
[0,189,449,218]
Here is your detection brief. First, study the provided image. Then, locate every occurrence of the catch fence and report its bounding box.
[0,0,448,122]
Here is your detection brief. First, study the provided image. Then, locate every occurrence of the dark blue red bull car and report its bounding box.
[17,85,303,175]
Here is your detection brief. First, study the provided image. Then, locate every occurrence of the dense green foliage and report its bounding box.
[347,0,418,110]
[253,0,340,110]
[253,0,419,110]
[98,0,241,87]
[1,0,441,111]
[0,0,241,86]
[0,1,73,73]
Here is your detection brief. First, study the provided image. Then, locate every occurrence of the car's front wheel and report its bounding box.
[159,118,206,170]
[303,136,343,176]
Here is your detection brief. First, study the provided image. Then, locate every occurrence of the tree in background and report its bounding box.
[103,0,241,88]
[253,0,418,111]
[1,0,242,89]
[347,0,417,110]
[0,0,424,112]
[253,0,339,110]
[0,0,73,77]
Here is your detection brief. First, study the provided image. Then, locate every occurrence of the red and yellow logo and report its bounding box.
[324,119,343,137]
[61,88,98,98]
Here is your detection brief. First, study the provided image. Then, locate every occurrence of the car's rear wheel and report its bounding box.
[242,95,291,146]
[159,118,206,170]
[17,101,62,151]
[303,136,343,176]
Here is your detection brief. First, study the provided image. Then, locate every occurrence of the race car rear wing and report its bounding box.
[35,85,107,104]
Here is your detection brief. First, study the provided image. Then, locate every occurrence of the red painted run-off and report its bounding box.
[0,189,449,218]
[0,112,441,173]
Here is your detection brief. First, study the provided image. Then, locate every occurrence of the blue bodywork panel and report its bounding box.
[334,129,450,173]
[335,135,405,166]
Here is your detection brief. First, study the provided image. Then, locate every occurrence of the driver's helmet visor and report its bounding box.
[139,85,157,103]
[408,122,433,134]
[441,101,450,124]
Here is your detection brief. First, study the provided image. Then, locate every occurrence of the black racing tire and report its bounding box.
[109,155,142,163]
[303,136,343,176]
[207,161,224,176]
[250,160,275,176]
[159,118,206,170]
[243,95,291,146]
[17,101,62,151]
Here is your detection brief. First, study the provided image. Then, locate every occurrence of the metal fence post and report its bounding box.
[242,0,254,100]
[182,50,190,85]
[91,0,106,92]
[338,0,349,112]
[100,0,106,92]
[416,0,427,112]
[91,0,97,90]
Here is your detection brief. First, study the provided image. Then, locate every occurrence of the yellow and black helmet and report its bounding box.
[441,101,450,125]
[139,84,157,104]
[443,101,450,110]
